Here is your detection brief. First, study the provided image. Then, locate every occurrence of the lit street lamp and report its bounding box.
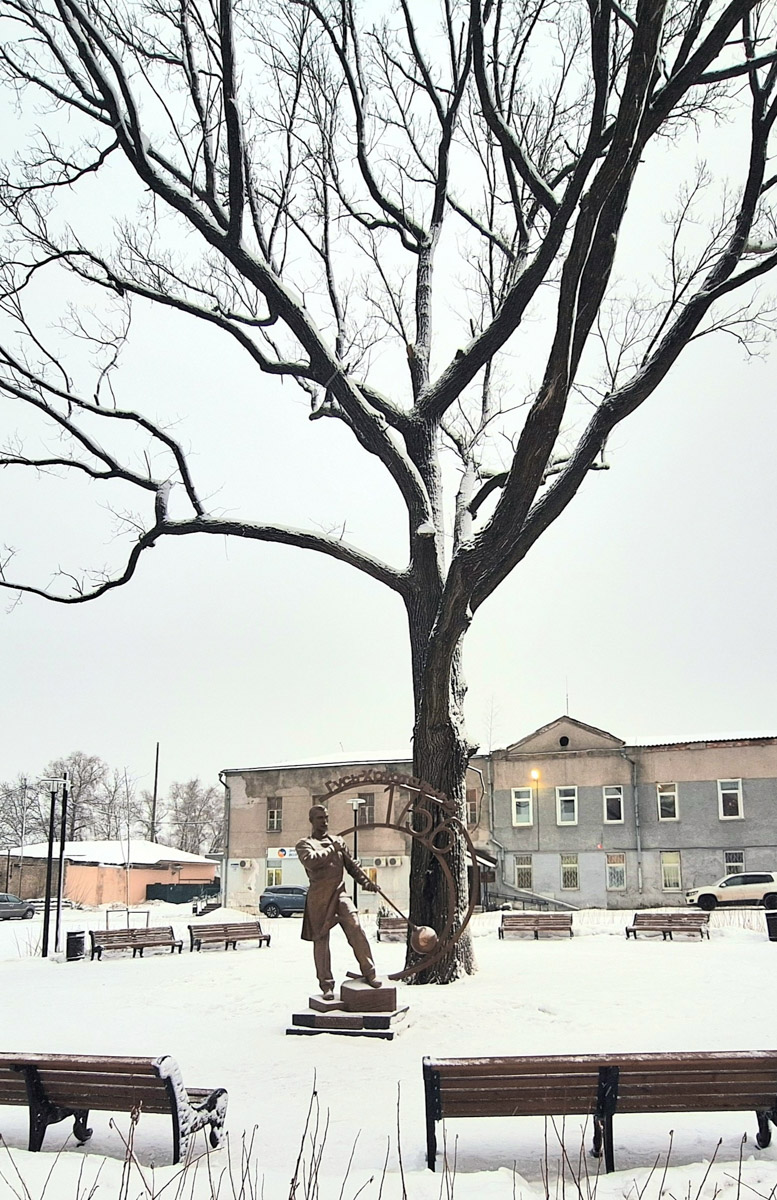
[349,798,366,907]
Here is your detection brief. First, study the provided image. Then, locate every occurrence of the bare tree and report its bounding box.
[135,789,168,844]
[0,776,49,849]
[167,780,224,856]
[90,768,139,841]
[40,753,108,840]
[1,0,777,980]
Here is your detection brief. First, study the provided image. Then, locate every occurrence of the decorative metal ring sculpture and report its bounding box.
[325,769,481,980]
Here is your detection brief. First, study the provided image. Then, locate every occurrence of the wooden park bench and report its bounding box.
[0,1051,227,1163]
[498,911,573,939]
[89,926,183,960]
[625,911,710,940]
[422,1050,777,1173]
[188,920,271,952]
[376,916,408,941]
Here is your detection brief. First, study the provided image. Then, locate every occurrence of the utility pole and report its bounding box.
[151,742,159,843]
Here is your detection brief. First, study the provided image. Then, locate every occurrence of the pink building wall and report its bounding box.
[64,860,216,906]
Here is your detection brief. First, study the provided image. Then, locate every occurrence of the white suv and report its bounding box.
[685,872,777,911]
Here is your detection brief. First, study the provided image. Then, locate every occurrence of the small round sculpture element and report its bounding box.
[410,925,438,954]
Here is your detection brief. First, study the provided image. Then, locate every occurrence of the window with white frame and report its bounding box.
[606,853,626,890]
[358,793,375,824]
[514,854,533,890]
[267,797,283,832]
[657,783,678,821]
[724,850,745,874]
[661,851,682,890]
[512,788,533,826]
[718,779,743,820]
[466,788,479,827]
[266,867,282,886]
[603,786,624,823]
[561,854,579,889]
[556,786,578,825]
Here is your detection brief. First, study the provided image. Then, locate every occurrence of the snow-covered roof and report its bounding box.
[6,839,214,867]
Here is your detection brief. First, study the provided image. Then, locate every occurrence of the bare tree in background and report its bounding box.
[41,753,108,840]
[0,776,49,849]
[168,780,224,856]
[1,0,777,980]
[136,789,168,844]
[90,768,139,841]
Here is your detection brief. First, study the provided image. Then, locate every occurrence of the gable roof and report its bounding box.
[503,715,625,755]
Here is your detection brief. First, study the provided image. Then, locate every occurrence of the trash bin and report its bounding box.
[66,930,86,961]
[765,912,777,942]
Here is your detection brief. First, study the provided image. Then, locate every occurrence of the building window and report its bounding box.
[556,786,578,825]
[718,779,743,820]
[661,851,682,891]
[561,854,579,889]
[657,783,678,821]
[266,867,282,886]
[606,853,626,890]
[514,855,533,890]
[267,797,283,833]
[603,786,624,823]
[466,788,479,827]
[724,850,745,874]
[512,788,533,826]
[358,793,375,824]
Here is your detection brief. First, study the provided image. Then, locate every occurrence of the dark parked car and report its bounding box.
[0,893,35,920]
[259,885,308,918]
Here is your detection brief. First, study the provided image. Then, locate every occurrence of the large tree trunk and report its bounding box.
[406,595,476,983]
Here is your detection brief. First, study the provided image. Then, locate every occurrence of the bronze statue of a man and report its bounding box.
[296,804,381,1000]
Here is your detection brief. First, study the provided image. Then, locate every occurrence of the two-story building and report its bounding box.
[220,757,492,914]
[490,716,777,908]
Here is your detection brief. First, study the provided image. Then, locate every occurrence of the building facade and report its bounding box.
[3,840,217,907]
[222,717,777,913]
[221,757,491,914]
[490,716,777,908]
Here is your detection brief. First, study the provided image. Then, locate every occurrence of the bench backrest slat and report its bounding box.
[631,912,709,924]
[195,922,263,934]
[501,913,571,924]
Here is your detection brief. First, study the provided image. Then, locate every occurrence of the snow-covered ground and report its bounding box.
[0,903,775,1200]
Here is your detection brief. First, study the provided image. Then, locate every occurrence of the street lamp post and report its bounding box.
[38,775,68,957]
[349,798,366,908]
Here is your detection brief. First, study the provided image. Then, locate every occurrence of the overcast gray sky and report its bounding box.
[3,317,775,799]
[1,14,776,801]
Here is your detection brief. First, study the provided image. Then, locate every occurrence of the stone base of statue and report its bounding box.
[287,976,409,1040]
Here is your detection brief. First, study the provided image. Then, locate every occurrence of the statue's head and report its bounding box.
[309,804,328,835]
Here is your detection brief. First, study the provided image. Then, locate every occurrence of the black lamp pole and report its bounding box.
[54,775,68,954]
[41,786,57,958]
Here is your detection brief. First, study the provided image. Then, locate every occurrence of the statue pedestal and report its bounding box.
[287,977,409,1040]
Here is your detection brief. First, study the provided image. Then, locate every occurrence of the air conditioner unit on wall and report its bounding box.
[388,856,404,867]
[239,859,253,868]
[373,857,385,867]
